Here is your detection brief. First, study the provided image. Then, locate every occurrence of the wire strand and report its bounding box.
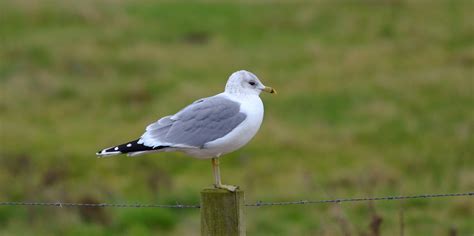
[0,192,472,209]
[245,192,474,207]
[0,202,200,208]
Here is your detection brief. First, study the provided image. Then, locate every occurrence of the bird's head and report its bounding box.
[225,70,277,96]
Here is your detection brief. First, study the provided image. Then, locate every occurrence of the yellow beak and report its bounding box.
[262,86,277,94]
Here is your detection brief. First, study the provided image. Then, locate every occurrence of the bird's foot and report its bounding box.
[214,184,239,192]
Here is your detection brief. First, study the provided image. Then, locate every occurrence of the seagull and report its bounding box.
[96,70,276,191]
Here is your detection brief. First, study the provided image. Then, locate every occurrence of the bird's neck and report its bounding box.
[223,91,261,102]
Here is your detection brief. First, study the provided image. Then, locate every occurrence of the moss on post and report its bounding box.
[200,188,245,236]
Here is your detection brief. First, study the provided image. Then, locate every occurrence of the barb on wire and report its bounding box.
[0,192,472,209]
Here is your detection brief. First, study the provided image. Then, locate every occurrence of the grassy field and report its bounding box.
[1,0,473,235]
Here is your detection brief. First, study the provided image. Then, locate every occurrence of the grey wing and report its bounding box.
[138,96,247,148]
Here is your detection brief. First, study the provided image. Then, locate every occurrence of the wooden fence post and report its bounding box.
[200,188,245,236]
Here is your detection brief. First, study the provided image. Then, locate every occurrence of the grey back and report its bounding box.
[143,96,247,148]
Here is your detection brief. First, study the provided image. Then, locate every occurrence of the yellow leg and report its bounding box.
[211,157,238,192]
[211,158,222,186]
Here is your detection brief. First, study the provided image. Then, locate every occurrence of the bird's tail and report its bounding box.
[96,139,168,157]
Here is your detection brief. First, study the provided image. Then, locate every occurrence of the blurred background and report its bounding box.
[0,0,473,235]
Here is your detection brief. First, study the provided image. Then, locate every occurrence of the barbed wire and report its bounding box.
[245,192,473,207]
[0,192,472,209]
[0,201,200,209]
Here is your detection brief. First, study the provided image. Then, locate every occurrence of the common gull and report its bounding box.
[96,70,276,191]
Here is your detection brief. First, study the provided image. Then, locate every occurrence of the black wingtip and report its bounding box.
[97,139,169,157]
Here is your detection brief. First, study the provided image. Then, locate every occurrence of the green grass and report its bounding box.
[1,0,473,235]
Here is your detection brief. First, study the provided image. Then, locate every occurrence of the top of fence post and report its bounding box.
[200,188,245,236]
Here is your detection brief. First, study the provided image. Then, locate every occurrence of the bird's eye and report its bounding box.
[248,81,256,86]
